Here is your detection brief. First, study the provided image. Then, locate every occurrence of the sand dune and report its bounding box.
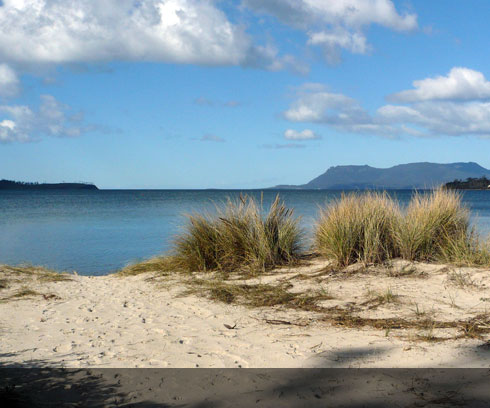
[1,259,489,368]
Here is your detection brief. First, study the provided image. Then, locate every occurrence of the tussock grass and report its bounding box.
[171,194,303,274]
[394,189,470,262]
[437,230,490,267]
[315,189,490,267]
[314,192,399,266]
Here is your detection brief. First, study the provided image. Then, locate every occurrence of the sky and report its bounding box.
[1,0,490,189]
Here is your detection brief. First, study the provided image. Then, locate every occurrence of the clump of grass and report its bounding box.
[171,194,303,274]
[363,287,399,307]
[117,256,180,276]
[0,287,41,302]
[314,192,400,267]
[437,229,490,267]
[394,189,471,262]
[447,270,477,288]
[314,188,490,268]
[12,288,40,298]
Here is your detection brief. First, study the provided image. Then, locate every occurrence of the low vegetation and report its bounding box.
[183,279,332,310]
[394,189,470,262]
[315,188,490,267]
[166,194,303,274]
[314,192,399,266]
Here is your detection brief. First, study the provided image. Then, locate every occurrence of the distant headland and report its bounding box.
[0,179,99,191]
[271,162,490,190]
[444,176,490,190]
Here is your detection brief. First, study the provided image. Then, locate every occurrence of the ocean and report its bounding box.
[1,189,490,275]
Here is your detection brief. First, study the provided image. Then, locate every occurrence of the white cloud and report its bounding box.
[0,94,91,142]
[377,101,490,137]
[389,67,490,102]
[0,63,19,97]
[0,0,287,70]
[284,129,320,140]
[284,68,490,139]
[243,0,417,62]
[284,85,374,128]
[307,28,369,63]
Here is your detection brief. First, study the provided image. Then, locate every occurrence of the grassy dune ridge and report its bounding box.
[316,189,490,267]
[120,188,490,276]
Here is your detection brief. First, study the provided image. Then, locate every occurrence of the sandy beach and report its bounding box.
[1,259,489,369]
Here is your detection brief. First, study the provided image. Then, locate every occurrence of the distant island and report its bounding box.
[271,162,490,190]
[445,177,490,190]
[0,179,99,191]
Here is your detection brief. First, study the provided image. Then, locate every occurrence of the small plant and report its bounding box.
[447,270,476,288]
[446,291,461,309]
[363,287,399,307]
[412,303,426,318]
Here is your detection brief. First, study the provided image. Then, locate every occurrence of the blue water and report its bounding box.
[1,189,490,275]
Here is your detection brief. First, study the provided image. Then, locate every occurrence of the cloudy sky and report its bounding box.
[1,0,490,188]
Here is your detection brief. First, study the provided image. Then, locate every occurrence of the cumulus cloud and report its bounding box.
[389,67,490,102]
[0,63,19,98]
[377,101,490,137]
[283,84,391,134]
[0,94,92,143]
[0,0,290,70]
[284,129,320,140]
[284,68,490,138]
[243,0,417,62]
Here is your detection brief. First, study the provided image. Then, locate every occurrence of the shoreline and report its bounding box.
[1,259,489,368]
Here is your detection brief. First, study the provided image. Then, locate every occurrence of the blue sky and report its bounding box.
[1,0,490,188]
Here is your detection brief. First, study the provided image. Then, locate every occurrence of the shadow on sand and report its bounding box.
[1,345,490,407]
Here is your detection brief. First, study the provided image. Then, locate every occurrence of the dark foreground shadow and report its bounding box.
[1,366,490,407]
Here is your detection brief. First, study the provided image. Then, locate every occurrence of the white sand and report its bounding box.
[1,260,489,368]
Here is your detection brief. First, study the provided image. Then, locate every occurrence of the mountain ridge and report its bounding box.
[271,162,490,190]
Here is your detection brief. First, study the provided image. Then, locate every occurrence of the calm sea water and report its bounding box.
[1,189,490,275]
